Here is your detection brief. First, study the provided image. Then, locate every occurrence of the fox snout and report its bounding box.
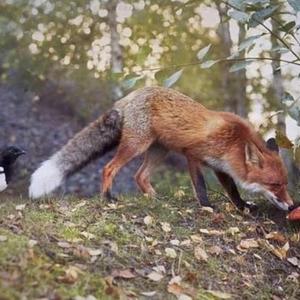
[264,187,294,211]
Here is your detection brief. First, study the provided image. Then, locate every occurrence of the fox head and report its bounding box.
[243,138,294,211]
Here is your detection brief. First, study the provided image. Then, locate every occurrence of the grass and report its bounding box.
[0,174,299,299]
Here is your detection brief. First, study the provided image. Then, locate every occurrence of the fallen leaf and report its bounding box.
[227,227,240,235]
[165,248,177,258]
[161,222,171,232]
[238,239,259,250]
[199,229,224,236]
[174,189,185,198]
[0,235,7,242]
[265,232,286,243]
[28,240,38,247]
[87,248,103,256]
[287,257,299,267]
[140,291,157,297]
[194,245,208,262]
[200,206,213,213]
[168,283,183,296]
[153,265,166,274]
[260,240,289,260]
[170,239,180,246]
[15,204,26,211]
[190,235,203,243]
[58,241,72,248]
[209,246,223,256]
[111,269,136,279]
[206,290,232,299]
[178,295,193,300]
[80,231,96,240]
[147,271,164,282]
[144,215,153,225]
[287,272,299,282]
[57,266,80,284]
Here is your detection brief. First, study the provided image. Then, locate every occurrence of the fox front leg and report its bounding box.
[187,158,212,208]
[214,171,256,211]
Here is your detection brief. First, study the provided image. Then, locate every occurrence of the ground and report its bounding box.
[0,176,299,300]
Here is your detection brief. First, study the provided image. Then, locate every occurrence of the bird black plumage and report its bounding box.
[0,146,26,191]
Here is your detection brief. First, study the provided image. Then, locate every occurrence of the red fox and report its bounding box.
[29,86,294,211]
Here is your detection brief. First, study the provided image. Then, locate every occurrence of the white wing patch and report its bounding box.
[0,167,7,192]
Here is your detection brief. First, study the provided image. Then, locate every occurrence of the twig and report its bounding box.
[221,0,300,61]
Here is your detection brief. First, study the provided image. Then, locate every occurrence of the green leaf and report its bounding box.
[228,0,246,10]
[163,69,183,88]
[271,46,289,54]
[111,72,123,81]
[197,44,211,61]
[121,75,143,90]
[229,60,252,72]
[281,91,295,104]
[238,34,262,52]
[228,10,250,23]
[287,100,300,126]
[280,21,296,33]
[200,60,219,69]
[249,5,279,27]
[288,0,300,12]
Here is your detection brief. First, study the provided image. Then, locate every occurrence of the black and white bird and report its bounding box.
[0,146,26,192]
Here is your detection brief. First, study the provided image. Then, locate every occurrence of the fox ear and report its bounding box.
[245,143,263,167]
[266,138,279,153]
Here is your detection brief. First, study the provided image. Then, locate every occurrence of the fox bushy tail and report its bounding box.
[29,110,122,199]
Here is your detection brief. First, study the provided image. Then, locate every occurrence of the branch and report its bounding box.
[221,0,300,61]
[134,57,300,75]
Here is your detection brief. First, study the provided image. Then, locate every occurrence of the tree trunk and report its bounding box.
[107,0,123,101]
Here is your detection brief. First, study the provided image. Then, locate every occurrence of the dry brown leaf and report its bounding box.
[0,235,7,242]
[260,240,289,260]
[144,215,153,225]
[199,229,224,236]
[15,204,26,211]
[168,283,183,296]
[80,231,96,240]
[153,265,166,274]
[58,241,72,248]
[165,248,177,258]
[194,245,208,262]
[161,222,171,232]
[190,235,203,244]
[87,248,103,256]
[209,245,223,256]
[287,257,299,267]
[265,232,286,243]
[140,291,157,297]
[111,268,136,279]
[206,290,232,299]
[238,239,259,250]
[147,271,164,282]
[57,266,80,284]
[227,227,239,235]
[200,207,214,213]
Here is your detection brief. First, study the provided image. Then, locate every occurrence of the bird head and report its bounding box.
[1,146,26,165]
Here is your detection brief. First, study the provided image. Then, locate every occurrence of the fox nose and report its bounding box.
[288,204,299,212]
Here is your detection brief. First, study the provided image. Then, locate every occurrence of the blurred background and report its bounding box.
[0,0,299,199]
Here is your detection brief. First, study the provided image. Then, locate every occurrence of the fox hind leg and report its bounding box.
[135,144,168,197]
[101,134,153,200]
[187,157,212,207]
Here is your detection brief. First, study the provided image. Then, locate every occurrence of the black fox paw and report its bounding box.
[103,191,118,202]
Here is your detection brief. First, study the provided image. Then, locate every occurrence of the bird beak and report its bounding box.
[18,150,26,156]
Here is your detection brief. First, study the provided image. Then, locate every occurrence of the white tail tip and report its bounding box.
[29,157,64,199]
